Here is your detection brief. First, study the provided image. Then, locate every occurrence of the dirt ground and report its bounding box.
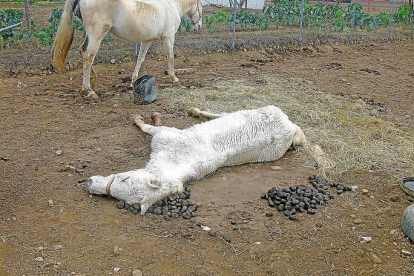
[1,3,414,276]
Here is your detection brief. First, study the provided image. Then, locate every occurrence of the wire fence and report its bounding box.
[203,0,269,9]
[138,0,414,54]
[196,0,414,50]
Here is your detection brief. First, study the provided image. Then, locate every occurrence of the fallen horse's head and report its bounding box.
[87,169,182,214]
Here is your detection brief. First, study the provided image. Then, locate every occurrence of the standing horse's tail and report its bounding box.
[52,0,78,72]
[293,126,335,178]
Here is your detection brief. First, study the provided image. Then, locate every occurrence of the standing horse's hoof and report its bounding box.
[172,76,179,83]
[86,91,99,100]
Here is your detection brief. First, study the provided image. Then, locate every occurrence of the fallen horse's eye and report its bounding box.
[121,176,130,182]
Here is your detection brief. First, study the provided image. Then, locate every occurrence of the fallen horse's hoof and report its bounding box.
[151,112,162,126]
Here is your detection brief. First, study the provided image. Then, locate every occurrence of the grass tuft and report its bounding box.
[159,76,414,179]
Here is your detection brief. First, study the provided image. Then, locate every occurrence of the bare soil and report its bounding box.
[1,3,414,276]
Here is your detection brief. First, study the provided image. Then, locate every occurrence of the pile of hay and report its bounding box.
[159,77,414,179]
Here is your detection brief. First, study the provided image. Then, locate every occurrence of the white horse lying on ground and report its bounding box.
[52,0,202,99]
[88,106,334,214]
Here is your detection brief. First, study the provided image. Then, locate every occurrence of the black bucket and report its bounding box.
[400,177,414,197]
[133,75,157,104]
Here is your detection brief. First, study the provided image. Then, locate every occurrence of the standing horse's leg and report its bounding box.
[130,41,152,87]
[163,37,179,83]
[79,28,109,99]
[90,66,97,91]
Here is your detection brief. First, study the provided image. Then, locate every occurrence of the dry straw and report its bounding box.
[159,77,414,179]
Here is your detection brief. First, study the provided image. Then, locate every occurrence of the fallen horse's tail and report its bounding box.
[293,127,335,178]
[52,0,78,72]
[303,143,336,178]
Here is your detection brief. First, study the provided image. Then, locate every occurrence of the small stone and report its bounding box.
[254,242,261,245]
[95,147,102,152]
[270,166,282,171]
[401,250,412,256]
[369,252,382,264]
[361,189,369,194]
[65,165,76,171]
[200,225,211,231]
[53,245,63,250]
[35,257,44,262]
[289,215,299,221]
[214,86,226,92]
[231,220,237,225]
[222,235,231,243]
[389,195,399,202]
[110,59,116,64]
[132,269,143,276]
[360,236,372,243]
[354,218,362,224]
[390,229,398,236]
[114,245,121,255]
[55,150,63,156]
[265,212,273,217]
[17,81,27,88]
[48,199,54,207]
[350,214,356,219]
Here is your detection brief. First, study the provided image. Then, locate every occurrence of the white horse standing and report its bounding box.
[52,0,202,99]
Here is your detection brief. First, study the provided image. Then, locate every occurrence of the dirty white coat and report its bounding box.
[88,105,306,214]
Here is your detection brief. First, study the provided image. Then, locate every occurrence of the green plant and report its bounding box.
[272,0,302,25]
[205,10,231,32]
[375,12,390,27]
[48,7,63,23]
[0,8,24,48]
[214,10,229,22]
[231,9,270,30]
[345,3,385,31]
[178,15,192,32]
[331,18,347,31]
[394,4,411,24]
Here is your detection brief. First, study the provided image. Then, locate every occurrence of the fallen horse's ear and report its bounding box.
[148,179,162,189]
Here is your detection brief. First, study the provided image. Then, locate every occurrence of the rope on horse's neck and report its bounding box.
[188,0,201,26]
[106,175,116,196]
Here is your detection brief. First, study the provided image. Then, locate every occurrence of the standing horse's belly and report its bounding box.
[109,25,162,42]
[109,1,166,42]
